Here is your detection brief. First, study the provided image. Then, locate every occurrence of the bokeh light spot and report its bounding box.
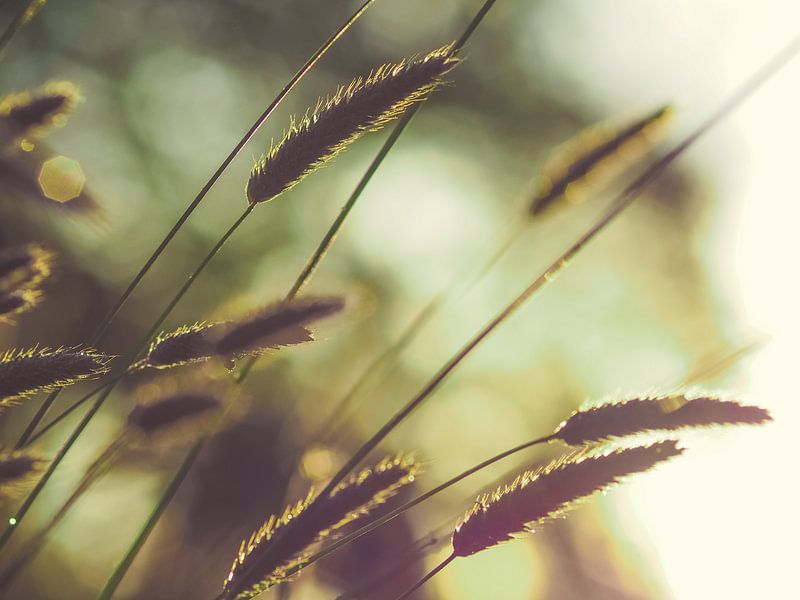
[37,155,85,203]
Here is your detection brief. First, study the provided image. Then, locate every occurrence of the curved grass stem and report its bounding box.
[394,552,456,600]
[0,206,252,554]
[11,0,377,447]
[0,0,43,60]
[99,4,503,598]
[290,31,800,561]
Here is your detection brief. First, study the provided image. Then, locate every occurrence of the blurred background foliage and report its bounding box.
[0,0,793,598]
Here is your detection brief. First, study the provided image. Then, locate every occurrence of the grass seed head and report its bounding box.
[224,454,418,599]
[0,346,113,405]
[553,394,772,445]
[530,105,673,216]
[451,441,683,557]
[246,45,460,205]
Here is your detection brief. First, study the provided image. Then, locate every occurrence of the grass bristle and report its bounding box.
[553,394,772,445]
[0,346,113,405]
[451,441,683,558]
[224,454,419,599]
[0,288,42,322]
[246,45,460,205]
[530,105,673,216]
[0,243,54,290]
[141,322,223,370]
[0,81,81,145]
[214,297,343,360]
[0,450,46,497]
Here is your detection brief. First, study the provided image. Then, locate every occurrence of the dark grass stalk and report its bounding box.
[21,373,125,447]
[13,0,377,447]
[312,216,527,447]
[0,207,252,552]
[100,5,501,598]
[278,434,555,587]
[0,0,43,60]
[393,552,456,600]
[309,299,441,445]
[305,99,669,445]
[237,0,500,382]
[95,438,205,600]
[0,435,126,592]
[271,34,800,577]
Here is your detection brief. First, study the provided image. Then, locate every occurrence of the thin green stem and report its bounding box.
[0,0,43,60]
[13,0,377,445]
[394,552,456,600]
[314,219,527,448]
[236,0,499,383]
[95,439,205,600]
[0,206,252,553]
[302,28,800,544]
[310,299,441,445]
[281,434,555,585]
[0,435,126,592]
[22,373,127,447]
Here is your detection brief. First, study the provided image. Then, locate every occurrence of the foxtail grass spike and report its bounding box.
[452,441,683,557]
[0,81,81,145]
[246,46,460,205]
[0,347,112,405]
[0,244,53,288]
[530,105,673,216]
[0,288,41,322]
[214,297,342,359]
[140,322,222,370]
[224,454,418,599]
[126,391,224,441]
[0,450,45,497]
[553,395,771,445]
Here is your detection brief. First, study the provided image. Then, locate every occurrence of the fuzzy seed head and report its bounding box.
[224,453,419,598]
[246,46,460,205]
[452,441,683,557]
[127,391,224,439]
[142,322,223,370]
[530,105,673,216]
[214,297,342,359]
[0,81,81,145]
[0,346,113,405]
[554,394,772,445]
[0,450,46,497]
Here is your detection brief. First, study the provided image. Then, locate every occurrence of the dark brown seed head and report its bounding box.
[224,454,418,599]
[0,81,81,144]
[246,46,460,205]
[142,322,223,370]
[0,451,46,497]
[214,297,342,359]
[452,441,683,557]
[0,346,113,404]
[553,394,772,445]
[0,288,41,322]
[127,391,224,438]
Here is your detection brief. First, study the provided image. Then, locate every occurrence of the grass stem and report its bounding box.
[11,0,377,446]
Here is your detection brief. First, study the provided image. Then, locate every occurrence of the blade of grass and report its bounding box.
[96,4,501,598]
[289,31,800,558]
[95,439,205,600]
[236,0,500,383]
[0,0,44,61]
[12,0,377,448]
[0,206,252,553]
